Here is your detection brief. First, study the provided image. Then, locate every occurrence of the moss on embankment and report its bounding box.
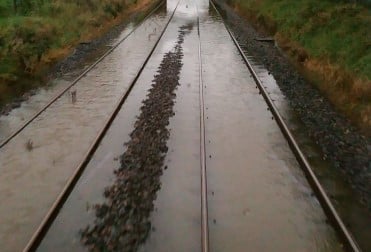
[227,0,371,134]
[0,0,154,108]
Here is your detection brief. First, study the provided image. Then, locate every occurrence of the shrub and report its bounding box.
[8,18,56,73]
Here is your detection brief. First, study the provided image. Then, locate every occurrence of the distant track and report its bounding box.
[22,1,180,251]
[210,1,361,251]
[0,0,165,149]
[197,6,209,252]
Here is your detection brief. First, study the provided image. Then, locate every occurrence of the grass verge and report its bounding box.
[0,0,156,108]
[227,0,371,134]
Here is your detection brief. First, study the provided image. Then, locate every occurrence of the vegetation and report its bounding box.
[0,0,146,106]
[230,0,371,131]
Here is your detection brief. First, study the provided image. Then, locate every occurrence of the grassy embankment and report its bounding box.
[228,0,371,133]
[0,0,153,108]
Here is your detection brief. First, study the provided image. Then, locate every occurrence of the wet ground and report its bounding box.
[0,0,360,251]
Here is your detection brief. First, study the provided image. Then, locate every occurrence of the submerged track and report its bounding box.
[2,0,361,251]
[22,1,180,251]
[0,1,165,149]
[197,8,209,252]
[209,1,360,251]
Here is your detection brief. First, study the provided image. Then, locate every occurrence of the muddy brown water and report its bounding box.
[0,0,363,251]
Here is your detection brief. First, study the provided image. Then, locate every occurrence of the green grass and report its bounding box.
[229,0,371,132]
[0,0,141,106]
[234,0,371,80]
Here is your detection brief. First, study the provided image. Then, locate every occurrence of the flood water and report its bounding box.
[0,0,364,251]
[246,56,371,252]
[198,3,342,251]
[40,0,343,251]
[0,4,171,251]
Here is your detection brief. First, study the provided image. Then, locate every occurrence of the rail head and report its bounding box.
[209,1,361,251]
[196,5,210,252]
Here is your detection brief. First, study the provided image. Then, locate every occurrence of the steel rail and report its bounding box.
[0,0,165,149]
[210,1,361,251]
[197,7,210,252]
[22,1,181,251]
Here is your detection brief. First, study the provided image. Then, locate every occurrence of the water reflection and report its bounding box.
[0,0,361,251]
[0,5,170,252]
[248,54,371,251]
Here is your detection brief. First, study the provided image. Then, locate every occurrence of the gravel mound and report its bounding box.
[80,24,193,251]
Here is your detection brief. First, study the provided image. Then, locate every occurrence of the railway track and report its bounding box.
[18,1,180,251]
[0,0,166,149]
[0,0,361,251]
[197,6,209,252]
[209,1,360,252]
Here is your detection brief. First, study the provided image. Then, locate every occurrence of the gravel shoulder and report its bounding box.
[213,0,371,209]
